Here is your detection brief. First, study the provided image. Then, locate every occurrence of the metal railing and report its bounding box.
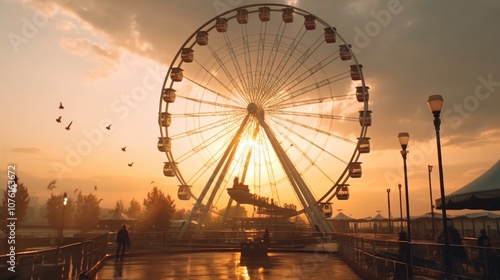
[336,232,500,280]
[1,233,108,280]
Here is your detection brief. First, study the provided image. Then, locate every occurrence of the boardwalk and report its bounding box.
[95,251,363,279]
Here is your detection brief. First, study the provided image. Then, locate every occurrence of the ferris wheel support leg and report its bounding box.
[178,115,251,239]
[256,114,333,234]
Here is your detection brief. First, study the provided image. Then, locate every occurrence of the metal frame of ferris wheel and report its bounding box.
[157,3,371,238]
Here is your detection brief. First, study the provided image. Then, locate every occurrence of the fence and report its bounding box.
[1,234,108,280]
[336,232,500,280]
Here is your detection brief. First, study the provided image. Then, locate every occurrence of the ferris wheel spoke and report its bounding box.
[269,117,349,166]
[177,93,243,111]
[270,110,357,121]
[258,21,286,98]
[169,115,241,140]
[254,21,269,97]
[258,114,329,230]
[268,95,352,111]
[259,30,306,105]
[173,109,245,118]
[272,123,336,184]
[270,49,338,99]
[186,67,243,105]
[264,72,350,108]
[268,114,357,144]
[175,118,240,164]
[241,24,254,99]
[187,136,233,185]
[223,32,250,95]
[256,29,307,104]
[206,44,246,100]
[263,32,325,99]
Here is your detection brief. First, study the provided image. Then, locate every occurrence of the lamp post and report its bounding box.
[387,188,392,233]
[428,94,451,278]
[60,192,68,245]
[398,183,403,231]
[398,132,412,242]
[398,132,413,278]
[428,165,436,238]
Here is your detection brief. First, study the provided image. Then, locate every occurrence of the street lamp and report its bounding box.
[398,132,412,242]
[398,132,413,277]
[60,192,68,245]
[427,94,451,278]
[428,165,436,238]
[387,188,392,233]
[398,183,403,231]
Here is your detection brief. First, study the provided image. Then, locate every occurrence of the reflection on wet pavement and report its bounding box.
[96,251,363,279]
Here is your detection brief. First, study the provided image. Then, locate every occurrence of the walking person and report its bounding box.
[394,231,412,279]
[436,219,467,279]
[263,229,270,245]
[115,224,131,261]
[476,228,492,275]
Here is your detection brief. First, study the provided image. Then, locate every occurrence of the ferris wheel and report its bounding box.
[158,3,371,234]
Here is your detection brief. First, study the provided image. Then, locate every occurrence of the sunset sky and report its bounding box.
[1,0,499,220]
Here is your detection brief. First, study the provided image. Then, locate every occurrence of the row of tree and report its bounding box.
[0,180,179,233]
[1,179,258,235]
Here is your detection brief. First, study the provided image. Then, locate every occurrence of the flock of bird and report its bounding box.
[56,101,133,166]
[56,102,114,132]
[55,102,73,130]
[49,102,154,203]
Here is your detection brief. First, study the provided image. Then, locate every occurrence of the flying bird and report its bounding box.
[128,162,134,167]
[65,121,73,130]
[106,124,112,130]
[121,147,127,152]
[98,198,103,203]
[47,179,57,191]
[94,185,97,191]
[74,188,79,193]
[59,102,64,109]
[151,181,155,184]
[56,116,62,123]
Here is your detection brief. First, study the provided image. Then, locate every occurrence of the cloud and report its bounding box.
[25,0,500,153]
[59,37,121,79]
[445,128,500,149]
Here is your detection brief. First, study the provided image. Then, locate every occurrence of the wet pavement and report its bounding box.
[95,251,363,279]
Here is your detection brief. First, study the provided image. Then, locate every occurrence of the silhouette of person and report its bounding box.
[478,228,492,258]
[436,219,466,277]
[115,224,131,261]
[263,229,270,245]
[476,228,492,273]
[394,231,412,280]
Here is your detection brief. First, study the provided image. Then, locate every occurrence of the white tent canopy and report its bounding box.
[436,160,500,210]
[329,212,357,221]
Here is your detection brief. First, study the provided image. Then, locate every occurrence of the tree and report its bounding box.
[221,205,248,218]
[172,208,189,220]
[126,198,142,219]
[45,193,75,231]
[142,187,176,231]
[208,205,248,228]
[112,200,125,214]
[1,179,30,234]
[74,192,100,232]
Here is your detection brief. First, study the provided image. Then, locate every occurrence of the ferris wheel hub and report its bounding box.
[247,103,265,118]
[247,103,258,114]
